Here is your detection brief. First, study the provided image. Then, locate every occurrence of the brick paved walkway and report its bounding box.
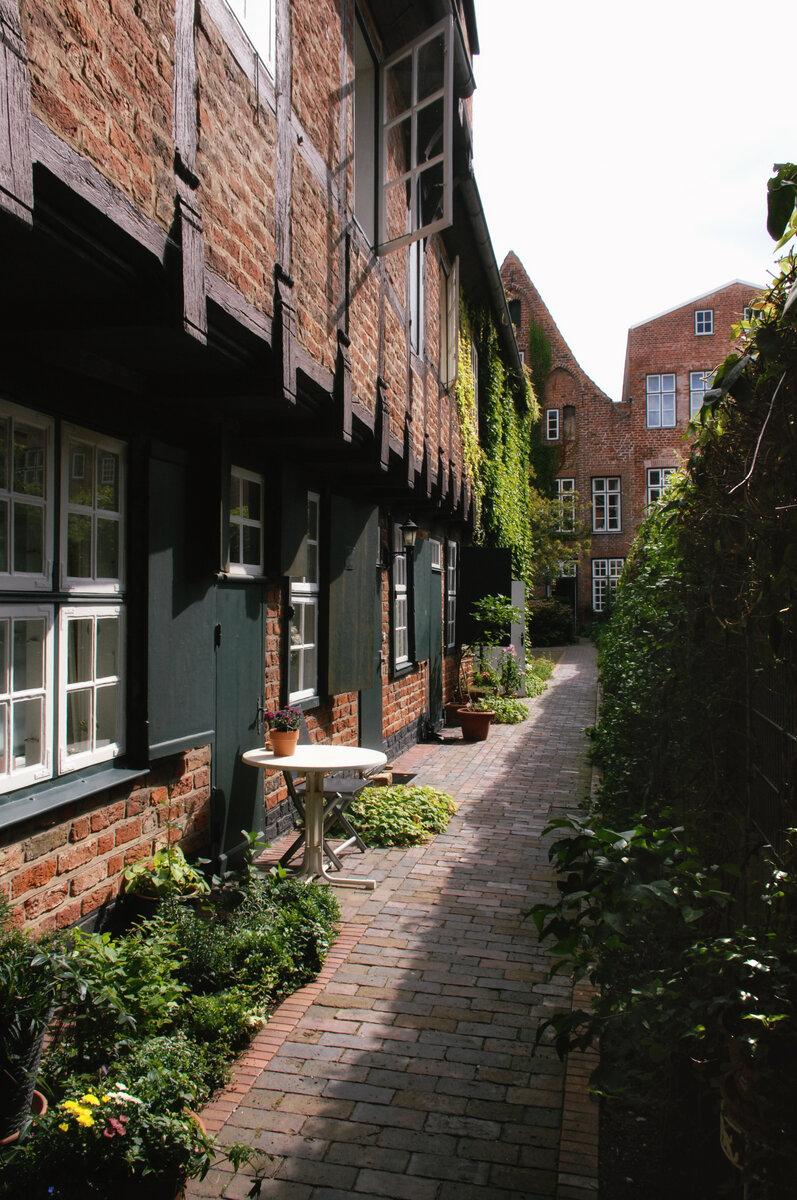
[188,642,600,1200]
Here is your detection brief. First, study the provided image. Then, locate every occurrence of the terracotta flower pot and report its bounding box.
[457,708,494,741]
[0,1088,47,1146]
[269,729,299,756]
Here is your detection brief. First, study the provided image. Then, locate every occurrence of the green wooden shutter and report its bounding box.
[148,450,216,757]
[413,537,432,661]
[279,464,309,577]
[327,496,379,694]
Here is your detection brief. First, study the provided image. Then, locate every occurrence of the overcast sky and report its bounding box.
[471,0,794,400]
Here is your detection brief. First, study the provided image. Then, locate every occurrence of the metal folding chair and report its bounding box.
[279,766,374,870]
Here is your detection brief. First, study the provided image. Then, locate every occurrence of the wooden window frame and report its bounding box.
[592,477,621,533]
[646,373,676,429]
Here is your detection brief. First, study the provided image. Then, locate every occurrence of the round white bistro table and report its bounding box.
[242,743,387,889]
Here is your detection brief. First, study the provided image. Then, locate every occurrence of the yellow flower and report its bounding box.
[81,1093,100,1106]
[76,1112,95,1127]
[59,1122,69,1132]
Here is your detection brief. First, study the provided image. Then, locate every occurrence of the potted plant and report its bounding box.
[0,900,59,1143]
[457,696,496,741]
[1,1081,215,1198]
[265,707,302,756]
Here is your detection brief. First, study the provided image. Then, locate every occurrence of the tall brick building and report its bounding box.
[502,254,761,623]
[0,0,522,930]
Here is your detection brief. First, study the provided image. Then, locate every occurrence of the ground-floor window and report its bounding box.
[592,558,624,612]
[288,492,320,703]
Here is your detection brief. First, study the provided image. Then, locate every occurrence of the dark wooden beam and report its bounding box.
[0,0,33,225]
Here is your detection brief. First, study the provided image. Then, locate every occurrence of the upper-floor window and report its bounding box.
[430,539,442,571]
[592,477,621,532]
[439,255,459,388]
[646,373,676,428]
[288,493,320,703]
[227,0,276,75]
[743,305,759,324]
[546,409,560,441]
[507,299,521,328]
[0,400,126,794]
[556,478,575,532]
[354,15,454,254]
[647,467,676,506]
[228,466,264,577]
[695,309,714,335]
[689,370,713,419]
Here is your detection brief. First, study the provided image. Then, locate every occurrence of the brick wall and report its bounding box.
[0,749,211,935]
[24,0,175,230]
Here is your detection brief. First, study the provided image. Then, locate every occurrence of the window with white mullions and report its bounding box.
[689,370,713,418]
[592,477,621,532]
[695,309,713,335]
[0,607,53,787]
[445,540,457,649]
[59,607,124,772]
[288,492,320,703]
[0,405,53,589]
[646,374,676,428]
[378,16,453,254]
[61,427,124,592]
[228,466,264,576]
[556,478,575,532]
[647,467,676,506]
[592,558,624,612]
[546,409,560,441]
[393,524,409,666]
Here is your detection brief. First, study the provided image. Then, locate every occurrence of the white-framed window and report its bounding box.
[0,402,128,794]
[592,477,621,533]
[58,605,124,774]
[228,466,264,577]
[61,426,124,593]
[392,523,410,667]
[546,409,560,441]
[689,370,713,418]
[0,605,54,790]
[445,539,457,649]
[0,403,54,591]
[430,539,442,571]
[558,560,577,578]
[226,0,275,76]
[439,255,459,388]
[289,492,320,703]
[647,467,676,506]
[743,305,759,324]
[646,373,676,428]
[592,558,624,612]
[695,309,714,335]
[556,478,575,532]
[379,17,454,255]
[409,237,425,356]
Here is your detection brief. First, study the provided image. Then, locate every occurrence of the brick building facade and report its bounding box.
[502,253,761,623]
[0,0,521,930]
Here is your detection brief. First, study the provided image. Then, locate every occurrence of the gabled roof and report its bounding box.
[628,280,763,330]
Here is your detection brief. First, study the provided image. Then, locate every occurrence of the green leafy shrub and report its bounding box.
[489,695,528,724]
[527,598,575,646]
[348,784,457,846]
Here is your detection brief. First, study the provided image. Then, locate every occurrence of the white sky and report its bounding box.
[471,0,794,400]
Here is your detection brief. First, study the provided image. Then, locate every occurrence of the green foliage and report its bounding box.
[348,785,457,846]
[535,163,797,1187]
[488,695,528,724]
[526,315,553,408]
[527,598,576,646]
[122,844,210,899]
[525,653,555,697]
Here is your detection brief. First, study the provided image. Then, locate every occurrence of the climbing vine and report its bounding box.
[454,314,484,525]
